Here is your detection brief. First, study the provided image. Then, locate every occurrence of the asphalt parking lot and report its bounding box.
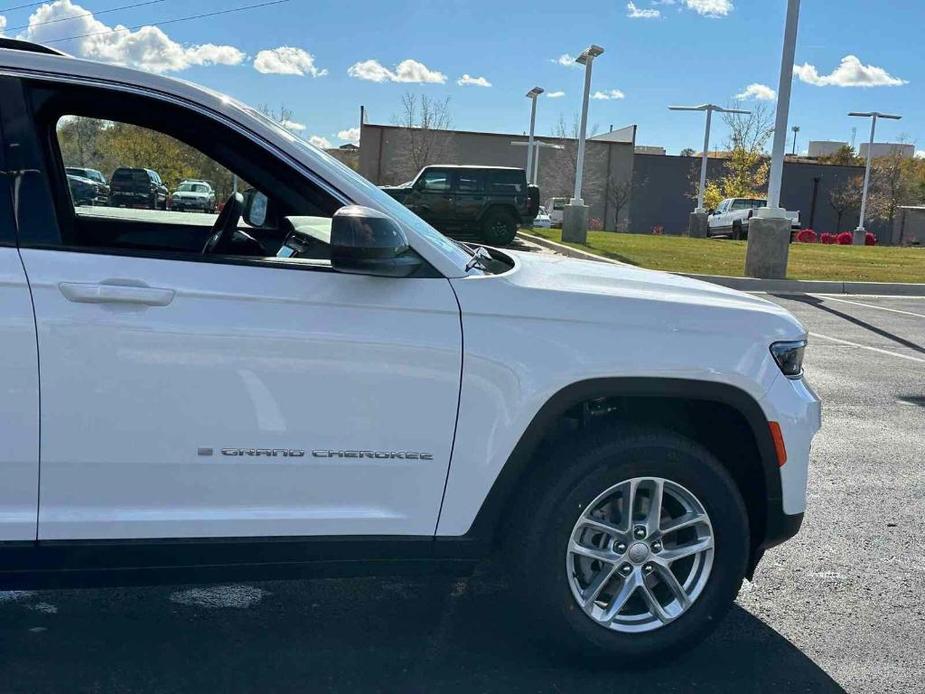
[1,292,922,694]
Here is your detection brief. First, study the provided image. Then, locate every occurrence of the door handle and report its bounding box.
[59,281,175,307]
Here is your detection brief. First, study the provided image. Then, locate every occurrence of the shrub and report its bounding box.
[651,225,664,235]
[796,229,817,243]
[865,232,877,246]
[836,231,853,245]
[820,232,837,244]
[589,217,603,231]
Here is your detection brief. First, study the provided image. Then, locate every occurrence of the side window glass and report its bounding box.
[489,170,524,194]
[419,170,451,192]
[457,172,484,193]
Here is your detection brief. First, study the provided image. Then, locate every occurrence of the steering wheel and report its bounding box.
[201,193,244,255]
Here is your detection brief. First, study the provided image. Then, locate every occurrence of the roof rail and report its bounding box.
[0,38,67,57]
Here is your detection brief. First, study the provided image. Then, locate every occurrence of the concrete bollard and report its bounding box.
[852,229,866,245]
[688,212,709,238]
[562,203,590,244]
[744,217,791,279]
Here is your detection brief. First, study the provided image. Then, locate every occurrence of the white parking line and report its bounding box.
[811,332,925,364]
[811,295,925,319]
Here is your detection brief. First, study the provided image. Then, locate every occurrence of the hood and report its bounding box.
[173,191,210,199]
[473,250,806,343]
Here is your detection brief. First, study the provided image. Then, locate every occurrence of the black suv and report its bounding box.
[109,167,169,210]
[381,166,539,245]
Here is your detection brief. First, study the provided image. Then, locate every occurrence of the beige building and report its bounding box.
[358,123,636,231]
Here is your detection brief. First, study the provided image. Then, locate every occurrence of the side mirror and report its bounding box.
[242,188,269,227]
[330,206,422,278]
[412,178,426,192]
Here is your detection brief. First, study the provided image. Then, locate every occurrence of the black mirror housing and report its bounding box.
[331,205,422,278]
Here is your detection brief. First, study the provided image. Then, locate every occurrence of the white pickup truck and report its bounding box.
[708,198,800,240]
[0,38,821,662]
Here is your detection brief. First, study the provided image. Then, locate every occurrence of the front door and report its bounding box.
[407,168,455,228]
[8,77,463,541]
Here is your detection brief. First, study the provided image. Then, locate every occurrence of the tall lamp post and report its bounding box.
[562,44,604,243]
[850,111,901,245]
[525,87,544,185]
[791,125,800,155]
[745,0,801,280]
[669,104,750,213]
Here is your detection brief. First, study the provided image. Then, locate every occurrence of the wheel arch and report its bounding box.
[464,378,783,566]
[478,203,520,224]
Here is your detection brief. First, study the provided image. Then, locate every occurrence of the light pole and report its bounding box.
[850,111,901,244]
[525,87,544,185]
[791,125,800,155]
[669,104,750,212]
[572,44,604,205]
[763,0,801,215]
[745,0,801,280]
[562,44,604,244]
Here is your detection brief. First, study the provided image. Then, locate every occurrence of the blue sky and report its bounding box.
[2,0,922,154]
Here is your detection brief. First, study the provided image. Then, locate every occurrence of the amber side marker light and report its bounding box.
[769,422,788,467]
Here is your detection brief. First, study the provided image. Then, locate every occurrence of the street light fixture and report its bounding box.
[571,44,604,205]
[525,87,544,185]
[669,104,750,212]
[850,111,902,243]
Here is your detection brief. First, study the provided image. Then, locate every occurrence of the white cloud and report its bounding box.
[552,53,581,68]
[18,0,244,73]
[253,47,327,77]
[627,2,661,18]
[916,150,925,160]
[547,91,565,98]
[457,74,492,87]
[348,58,446,84]
[684,0,733,17]
[309,135,332,149]
[337,126,360,145]
[592,89,625,100]
[0,16,7,35]
[794,55,907,88]
[735,83,776,101]
[280,119,306,132]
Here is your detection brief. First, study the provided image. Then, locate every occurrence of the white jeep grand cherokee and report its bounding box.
[0,39,820,660]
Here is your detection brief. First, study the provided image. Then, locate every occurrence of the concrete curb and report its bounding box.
[517,232,925,297]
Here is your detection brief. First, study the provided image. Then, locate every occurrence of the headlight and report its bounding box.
[770,340,806,378]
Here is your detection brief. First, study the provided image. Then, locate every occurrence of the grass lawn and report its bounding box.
[528,229,925,283]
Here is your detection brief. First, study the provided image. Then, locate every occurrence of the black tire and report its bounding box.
[508,424,749,663]
[731,222,743,240]
[480,209,518,246]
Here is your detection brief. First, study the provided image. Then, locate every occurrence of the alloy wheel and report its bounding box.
[565,476,715,633]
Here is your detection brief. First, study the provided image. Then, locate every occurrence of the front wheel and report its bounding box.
[509,426,749,662]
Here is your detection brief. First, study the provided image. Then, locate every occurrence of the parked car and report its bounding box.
[109,167,169,209]
[0,38,821,662]
[707,198,800,240]
[65,166,110,201]
[381,165,539,245]
[546,197,568,227]
[169,180,216,213]
[533,205,552,228]
[65,172,109,206]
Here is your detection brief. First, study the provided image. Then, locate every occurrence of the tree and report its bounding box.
[693,103,774,211]
[868,141,920,229]
[606,176,634,231]
[827,175,863,232]
[547,114,600,199]
[819,145,863,166]
[393,93,452,174]
[679,148,695,157]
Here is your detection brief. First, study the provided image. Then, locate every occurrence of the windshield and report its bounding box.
[234,104,473,272]
[178,184,208,193]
